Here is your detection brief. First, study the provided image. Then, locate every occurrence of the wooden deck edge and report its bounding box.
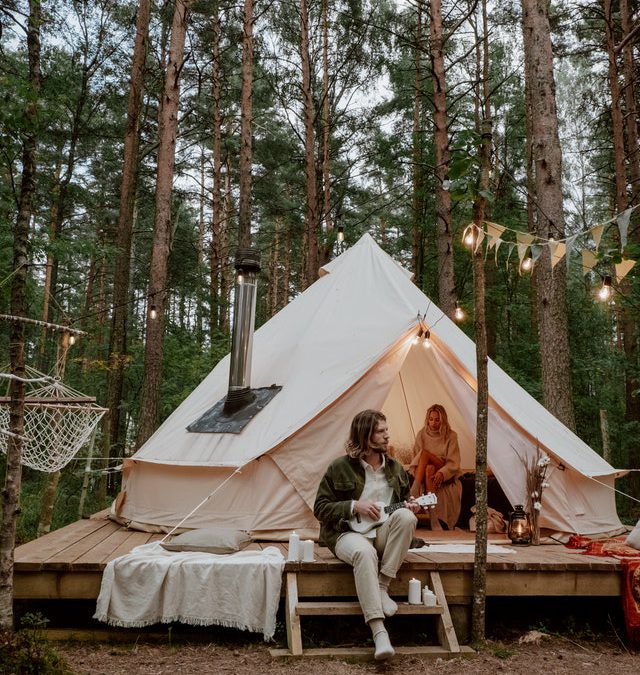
[269,645,476,659]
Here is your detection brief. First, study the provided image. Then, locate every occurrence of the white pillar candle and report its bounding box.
[408,577,421,604]
[302,539,314,562]
[287,531,300,561]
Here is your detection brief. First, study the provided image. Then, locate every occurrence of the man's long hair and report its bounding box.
[345,409,386,459]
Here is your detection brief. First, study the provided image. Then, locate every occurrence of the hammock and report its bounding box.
[0,365,107,473]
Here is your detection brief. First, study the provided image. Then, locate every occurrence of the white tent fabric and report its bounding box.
[114,234,623,539]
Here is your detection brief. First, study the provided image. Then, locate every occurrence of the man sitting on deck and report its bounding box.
[313,409,422,660]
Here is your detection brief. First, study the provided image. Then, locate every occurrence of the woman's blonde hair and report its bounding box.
[345,409,386,459]
[425,404,451,441]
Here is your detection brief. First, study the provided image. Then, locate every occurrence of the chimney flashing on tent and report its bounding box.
[186,384,282,434]
[187,247,281,434]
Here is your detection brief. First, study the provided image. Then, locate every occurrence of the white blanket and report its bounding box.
[409,543,516,554]
[94,542,285,640]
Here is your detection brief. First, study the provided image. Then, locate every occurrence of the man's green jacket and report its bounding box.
[313,454,412,553]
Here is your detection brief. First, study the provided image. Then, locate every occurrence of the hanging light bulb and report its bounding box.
[68,334,76,346]
[412,328,424,345]
[463,227,475,247]
[442,175,451,191]
[423,329,432,349]
[598,276,612,301]
[237,271,244,285]
[454,302,465,322]
[337,225,345,243]
[521,256,533,272]
[149,305,158,320]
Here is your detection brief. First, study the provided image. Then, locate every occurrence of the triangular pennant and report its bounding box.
[473,228,485,254]
[530,244,543,262]
[516,232,535,262]
[590,224,604,250]
[505,242,516,267]
[617,207,633,250]
[486,222,506,249]
[549,241,566,268]
[494,238,504,264]
[581,249,597,276]
[615,258,636,283]
[566,234,579,259]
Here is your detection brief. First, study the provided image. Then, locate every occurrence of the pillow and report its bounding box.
[160,527,252,554]
[626,519,640,550]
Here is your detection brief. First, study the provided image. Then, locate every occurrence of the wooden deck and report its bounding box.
[14,510,622,605]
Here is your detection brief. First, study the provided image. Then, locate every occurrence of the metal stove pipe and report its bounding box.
[223,248,261,414]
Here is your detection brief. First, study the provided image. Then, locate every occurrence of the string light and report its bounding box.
[68,334,76,345]
[149,305,158,320]
[337,225,345,243]
[521,256,533,272]
[442,176,451,191]
[598,276,612,302]
[423,329,432,349]
[454,302,465,322]
[463,226,475,247]
[237,272,244,285]
[412,328,424,345]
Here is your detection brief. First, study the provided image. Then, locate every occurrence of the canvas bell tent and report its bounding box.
[112,234,624,540]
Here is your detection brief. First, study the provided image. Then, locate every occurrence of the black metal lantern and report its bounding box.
[508,505,531,545]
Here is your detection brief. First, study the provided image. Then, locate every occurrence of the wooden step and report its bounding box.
[270,645,476,660]
[296,600,443,616]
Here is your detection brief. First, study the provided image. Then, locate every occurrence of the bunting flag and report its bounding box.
[549,241,566,268]
[473,228,485,253]
[616,259,636,283]
[581,250,598,276]
[486,221,506,249]
[516,232,535,263]
[591,224,605,251]
[617,208,633,251]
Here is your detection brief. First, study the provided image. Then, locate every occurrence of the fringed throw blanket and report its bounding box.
[94,542,285,640]
[565,535,640,648]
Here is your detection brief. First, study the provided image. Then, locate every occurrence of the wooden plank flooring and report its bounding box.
[13,511,623,603]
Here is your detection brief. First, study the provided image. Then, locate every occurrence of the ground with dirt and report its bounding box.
[56,634,638,675]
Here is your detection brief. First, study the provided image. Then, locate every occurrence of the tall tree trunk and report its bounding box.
[219,161,233,333]
[103,0,151,483]
[0,0,41,631]
[430,0,455,317]
[210,4,223,339]
[411,1,425,286]
[238,0,254,249]
[471,0,491,643]
[619,0,640,206]
[301,0,320,289]
[521,0,575,430]
[136,0,193,448]
[281,223,291,310]
[605,0,640,500]
[196,144,206,341]
[321,0,332,235]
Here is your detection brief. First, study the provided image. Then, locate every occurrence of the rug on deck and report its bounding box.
[409,543,515,554]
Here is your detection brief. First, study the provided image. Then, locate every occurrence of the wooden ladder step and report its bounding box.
[296,600,444,616]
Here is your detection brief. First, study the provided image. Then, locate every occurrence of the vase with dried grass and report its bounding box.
[515,443,551,545]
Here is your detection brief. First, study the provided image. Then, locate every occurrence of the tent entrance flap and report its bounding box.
[187,385,282,434]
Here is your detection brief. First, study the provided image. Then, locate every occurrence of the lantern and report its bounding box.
[508,505,531,545]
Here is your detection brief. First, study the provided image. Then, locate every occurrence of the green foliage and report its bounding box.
[0,613,73,675]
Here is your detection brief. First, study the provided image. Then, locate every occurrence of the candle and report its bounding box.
[408,578,421,604]
[287,531,300,561]
[423,587,436,607]
[302,540,314,562]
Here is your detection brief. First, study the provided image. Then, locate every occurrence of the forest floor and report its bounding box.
[56,632,639,675]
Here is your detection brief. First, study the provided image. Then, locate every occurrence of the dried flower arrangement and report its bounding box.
[515,443,552,545]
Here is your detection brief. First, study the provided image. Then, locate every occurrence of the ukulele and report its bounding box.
[348,493,438,534]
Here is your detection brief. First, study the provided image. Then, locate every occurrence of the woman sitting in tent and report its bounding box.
[409,404,462,530]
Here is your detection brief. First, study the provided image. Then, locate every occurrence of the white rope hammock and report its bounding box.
[0,365,107,473]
